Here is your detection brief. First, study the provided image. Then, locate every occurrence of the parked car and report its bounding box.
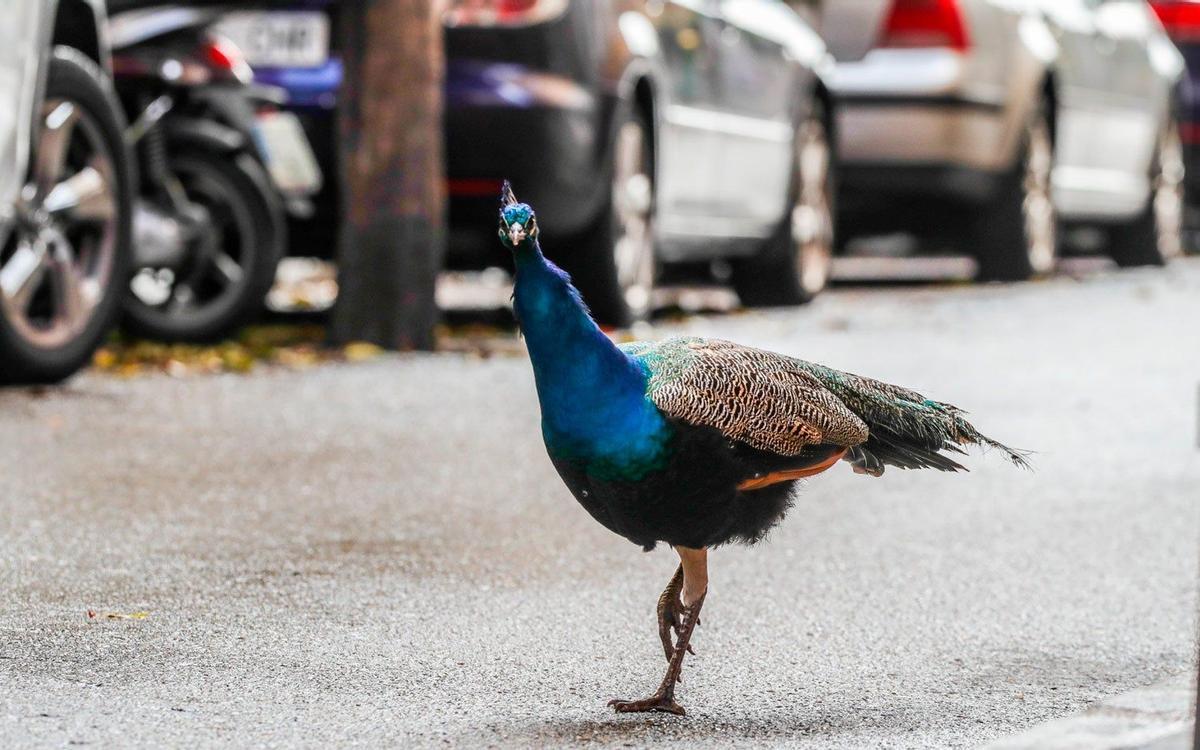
[0,0,133,384]
[222,0,835,325]
[823,0,1186,279]
[107,3,321,342]
[1149,1,1200,222]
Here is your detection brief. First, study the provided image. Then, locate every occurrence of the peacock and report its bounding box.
[499,184,1028,716]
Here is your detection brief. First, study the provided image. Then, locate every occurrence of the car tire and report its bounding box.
[0,47,133,385]
[123,150,284,342]
[973,102,1057,282]
[733,99,835,307]
[1108,117,1184,267]
[560,107,655,328]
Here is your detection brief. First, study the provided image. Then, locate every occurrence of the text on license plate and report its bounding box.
[215,12,330,68]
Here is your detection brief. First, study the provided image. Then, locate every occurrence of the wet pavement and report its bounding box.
[2,259,1199,748]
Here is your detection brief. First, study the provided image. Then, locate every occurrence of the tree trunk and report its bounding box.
[331,0,445,350]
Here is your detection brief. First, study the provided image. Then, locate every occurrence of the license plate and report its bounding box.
[252,111,323,196]
[215,12,330,68]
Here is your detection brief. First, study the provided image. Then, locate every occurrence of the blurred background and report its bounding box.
[4,5,1200,746]
[1,0,1198,379]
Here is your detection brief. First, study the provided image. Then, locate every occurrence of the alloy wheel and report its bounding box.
[0,99,118,350]
[612,118,655,320]
[1021,114,1057,276]
[792,116,833,297]
[1153,120,1185,261]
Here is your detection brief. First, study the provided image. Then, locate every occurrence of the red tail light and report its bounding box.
[202,33,253,84]
[877,0,970,51]
[1151,1,1200,42]
[443,0,568,27]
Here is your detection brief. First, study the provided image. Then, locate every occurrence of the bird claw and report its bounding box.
[608,695,686,716]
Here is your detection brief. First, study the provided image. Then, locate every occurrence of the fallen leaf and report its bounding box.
[88,611,150,621]
[344,342,383,362]
[92,349,117,369]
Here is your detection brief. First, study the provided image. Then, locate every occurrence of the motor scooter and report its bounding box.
[109,5,321,341]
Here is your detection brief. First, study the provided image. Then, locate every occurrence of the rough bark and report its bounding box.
[331,0,445,350]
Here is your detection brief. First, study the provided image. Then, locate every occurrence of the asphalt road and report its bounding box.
[2,260,1199,748]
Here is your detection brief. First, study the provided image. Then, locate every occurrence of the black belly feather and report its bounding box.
[549,417,843,551]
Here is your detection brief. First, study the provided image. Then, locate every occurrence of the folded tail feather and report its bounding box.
[847,427,968,476]
[845,402,1030,476]
[794,363,1031,476]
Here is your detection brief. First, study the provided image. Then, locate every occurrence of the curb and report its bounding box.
[982,673,1195,750]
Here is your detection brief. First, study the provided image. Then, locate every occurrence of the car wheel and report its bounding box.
[123,150,284,342]
[1108,117,1184,267]
[733,100,834,306]
[974,102,1056,282]
[0,48,132,385]
[561,108,654,328]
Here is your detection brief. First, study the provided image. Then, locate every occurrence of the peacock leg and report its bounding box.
[656,564,693,662]
[609,547,708,716]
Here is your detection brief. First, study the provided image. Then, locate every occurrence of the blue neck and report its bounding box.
[512,241,663,460]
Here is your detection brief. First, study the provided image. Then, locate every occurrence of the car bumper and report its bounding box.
[831,49,1011,198]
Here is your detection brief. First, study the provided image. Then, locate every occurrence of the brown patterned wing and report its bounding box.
[637,338,869,456]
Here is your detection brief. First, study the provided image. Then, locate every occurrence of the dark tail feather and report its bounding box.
[846,406,1031,477]
[846,445,885,477]
[797,362,1031,476]
[847,428,969,476]
[948,410,1032,470]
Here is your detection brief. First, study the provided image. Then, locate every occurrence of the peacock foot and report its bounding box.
[608,694,686,716]
[619,554,707,718]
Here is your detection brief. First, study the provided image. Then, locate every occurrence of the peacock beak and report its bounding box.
[508,222,527,246]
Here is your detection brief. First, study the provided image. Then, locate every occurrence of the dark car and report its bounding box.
[1150,1,1200,217]
[218,1,833,325]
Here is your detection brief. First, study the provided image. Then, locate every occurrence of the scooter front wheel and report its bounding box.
[123,149,284,342]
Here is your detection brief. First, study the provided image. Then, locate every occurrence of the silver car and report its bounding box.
[0,0,131,384]
[822,0,1185,279]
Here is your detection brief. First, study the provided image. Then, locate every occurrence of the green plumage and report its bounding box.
[622,336,1029,475]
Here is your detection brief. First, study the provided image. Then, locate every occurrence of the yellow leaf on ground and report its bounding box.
[344,342,383,362]
[92,348,117,369]
[87,610,150,621]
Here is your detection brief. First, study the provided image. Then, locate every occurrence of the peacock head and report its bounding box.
[498,181,539,250]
